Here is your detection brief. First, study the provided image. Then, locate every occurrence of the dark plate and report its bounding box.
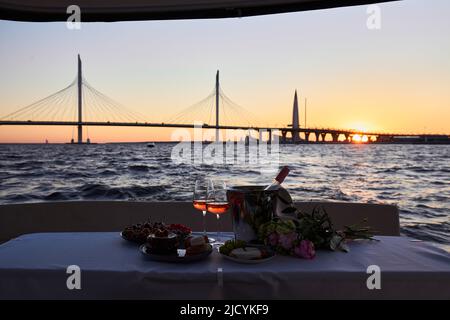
[120,231,146,244]
[140,244,213,263]
[121,231,192,245]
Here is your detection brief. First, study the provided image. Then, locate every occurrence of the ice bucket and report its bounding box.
[227,185,290,243]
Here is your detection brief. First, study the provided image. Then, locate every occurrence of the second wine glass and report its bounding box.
[206,179,230,246]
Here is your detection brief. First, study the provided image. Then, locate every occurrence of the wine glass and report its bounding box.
[206,179,230,246]
[193,178,215,243]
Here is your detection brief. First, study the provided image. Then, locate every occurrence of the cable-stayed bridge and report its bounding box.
[1,55,448,144]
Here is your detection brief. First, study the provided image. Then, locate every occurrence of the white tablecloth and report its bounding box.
[0,232,449,299]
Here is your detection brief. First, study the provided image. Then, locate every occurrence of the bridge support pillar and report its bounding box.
[268,130,272,143]
[345,134,351,142]
[77,124,82,144]
[292,130,299,143]
[332,133,339,142]
[320,133,326,142]
[314,132,320,142]
[304,132,310,142]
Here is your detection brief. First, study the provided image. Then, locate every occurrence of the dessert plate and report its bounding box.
[140,244,213,263]
[120,231,146,244]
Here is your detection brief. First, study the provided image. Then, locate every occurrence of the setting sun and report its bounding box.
[352,134,369,143]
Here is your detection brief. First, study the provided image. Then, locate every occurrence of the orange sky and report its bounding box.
[1,0,449,143]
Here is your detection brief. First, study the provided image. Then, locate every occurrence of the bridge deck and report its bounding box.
[0,120,445,138]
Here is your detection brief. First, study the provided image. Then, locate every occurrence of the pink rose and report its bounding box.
[278,232,298,250]
[294,240,316,259]
[268,232,279,247]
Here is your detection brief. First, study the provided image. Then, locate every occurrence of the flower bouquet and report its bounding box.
[258,206,377,259]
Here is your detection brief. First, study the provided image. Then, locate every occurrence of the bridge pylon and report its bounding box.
[215,70,220,142]
[292,90,300,143]
[77,54,83,144]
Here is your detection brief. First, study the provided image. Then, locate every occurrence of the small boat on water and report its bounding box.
[147,142,156,148]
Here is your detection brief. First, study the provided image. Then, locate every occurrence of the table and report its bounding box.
[0,232,449,299]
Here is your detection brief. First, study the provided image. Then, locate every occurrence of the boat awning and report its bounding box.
[0,0,399,22]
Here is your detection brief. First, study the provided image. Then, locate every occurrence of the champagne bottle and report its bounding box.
[264,166,290,190]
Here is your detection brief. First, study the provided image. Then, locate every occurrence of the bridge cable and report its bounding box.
[164,89,215,125]
[0,79,77,121]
